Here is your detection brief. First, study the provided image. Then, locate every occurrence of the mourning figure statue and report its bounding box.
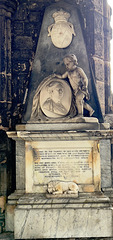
[30,54,94,121]
[55,54,94,117]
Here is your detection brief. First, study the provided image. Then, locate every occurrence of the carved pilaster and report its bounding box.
[0,0,18,129]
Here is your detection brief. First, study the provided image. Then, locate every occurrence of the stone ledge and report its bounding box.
[7,129,113,142]
[16,121,110,131]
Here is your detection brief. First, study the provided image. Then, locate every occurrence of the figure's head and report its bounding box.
[63,54,78,70]
[47,181,58,193]
[47,81,64,103]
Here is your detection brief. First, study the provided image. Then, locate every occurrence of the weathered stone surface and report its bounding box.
[0,0,18,13]
[5,204,16,232]
[7,128,112,193]
[14,194,112,239]
[13,21,24,35]
[5,190,25,232]
[16,140,25,190]
[93,57,104,82]
[16,121,100,131]
[6,124,113,238]
[13,36,33,50]
[25,140,100,193]
[0,232,14,240]
[0,8,12,129]
[104,37,111,62]
[15,208,112,239]
[104,17,112,38]
[105,114,113,129]
[96,80,105,115]
[91,0,103,14]
[100,139,112,188]
[94,11,103,35]
[94,34,104,58]
[14,3,29,20]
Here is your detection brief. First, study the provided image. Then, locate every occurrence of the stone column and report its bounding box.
[103,0,112,114]
[92,0,112,115]
[79,0,112,116]
[0,0,18,129]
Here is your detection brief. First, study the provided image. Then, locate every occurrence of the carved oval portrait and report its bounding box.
[40,78,72,118]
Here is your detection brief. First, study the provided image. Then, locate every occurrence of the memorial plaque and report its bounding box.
[25,140,101,193]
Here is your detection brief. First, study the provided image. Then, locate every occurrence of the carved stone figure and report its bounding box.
[48,9,76,48]
[56,54,94,117]
[47,181,79,195]
[30,54,94,121]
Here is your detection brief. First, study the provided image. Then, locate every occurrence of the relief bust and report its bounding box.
[30,75,72,120]
[40,79,72,118]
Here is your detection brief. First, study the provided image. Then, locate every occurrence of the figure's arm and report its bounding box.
[55,72,68,79]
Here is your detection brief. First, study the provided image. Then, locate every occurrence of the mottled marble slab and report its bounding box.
[25,140,101,193]
[14,194,112,239]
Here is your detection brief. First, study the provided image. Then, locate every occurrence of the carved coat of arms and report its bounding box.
[48,10,76,48]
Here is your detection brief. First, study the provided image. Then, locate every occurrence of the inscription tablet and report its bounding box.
[26,141,100,193]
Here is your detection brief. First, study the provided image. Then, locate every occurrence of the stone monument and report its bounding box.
[6,1,112,239]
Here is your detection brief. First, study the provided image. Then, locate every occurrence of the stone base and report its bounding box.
[5,191,25,232]
[14,193,112,239]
